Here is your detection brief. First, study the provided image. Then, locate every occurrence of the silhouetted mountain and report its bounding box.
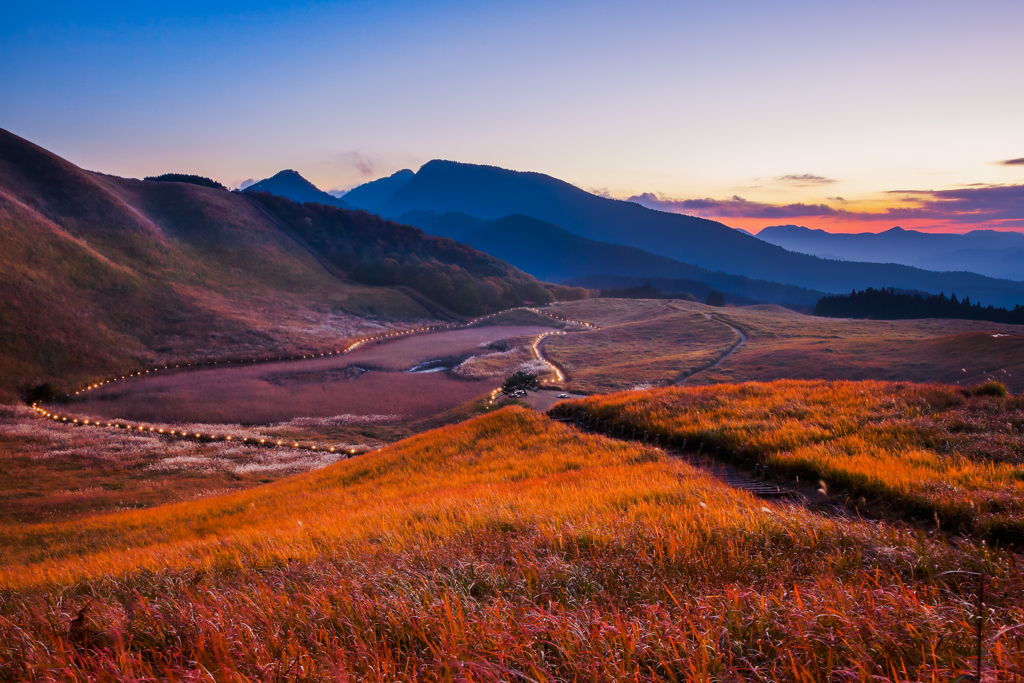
[758,225,1024,281]
[244,169,352,209]
[341,169,414,211]
[397,210,486,239]
[400,211,824,306]
[374,160,1024,307]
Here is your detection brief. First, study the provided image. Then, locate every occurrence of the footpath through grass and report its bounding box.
[2,407,1023,680]
[558,380,1024,543]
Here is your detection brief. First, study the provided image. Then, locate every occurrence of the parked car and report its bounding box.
[557,393,570,398]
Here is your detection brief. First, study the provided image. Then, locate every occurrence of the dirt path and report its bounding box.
[674,314,747,385]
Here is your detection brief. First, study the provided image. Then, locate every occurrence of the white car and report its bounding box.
[557,393,570,399]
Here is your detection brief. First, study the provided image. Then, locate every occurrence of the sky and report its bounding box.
[2,0,1022,234]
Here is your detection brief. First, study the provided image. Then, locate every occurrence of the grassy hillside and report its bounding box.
[251,194,588,316]
[560,380,1024,542]
[2,406,1022,679]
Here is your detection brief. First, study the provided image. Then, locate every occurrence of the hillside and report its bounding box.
[0,129,581,402]
[401,211,824,306]
[4,405,1022,679]
[758,224,1024,281]
[244,169,353,208]
[363,160,1024,307]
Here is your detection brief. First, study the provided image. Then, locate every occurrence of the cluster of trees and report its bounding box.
[250,193,589,316]
[600,282,695,301]
[815,287,1024,324]
[144,174,226,190]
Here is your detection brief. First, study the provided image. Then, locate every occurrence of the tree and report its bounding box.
[501,371,540,395]
[705,290,726,307]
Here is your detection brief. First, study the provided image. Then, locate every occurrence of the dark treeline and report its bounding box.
[600,282,695,301]
[815,287,1024,324]
[249,193,589,316]
[144,173,226,190]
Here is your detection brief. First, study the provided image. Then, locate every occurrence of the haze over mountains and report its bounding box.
[402,211,824,306]
[757,225,1024,281]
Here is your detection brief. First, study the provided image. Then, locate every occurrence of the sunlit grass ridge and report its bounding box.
[561,379,1024,541]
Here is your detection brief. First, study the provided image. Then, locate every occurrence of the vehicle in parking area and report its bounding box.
[557,393,570,398]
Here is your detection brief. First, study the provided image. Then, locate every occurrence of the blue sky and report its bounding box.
[2,0,1022,232]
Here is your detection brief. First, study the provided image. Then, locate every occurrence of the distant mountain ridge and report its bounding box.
[757,225,1024,281]
[244,169,352,209]
[341,169,414,211]
[400,211,824,306]
[343,159,1024,307]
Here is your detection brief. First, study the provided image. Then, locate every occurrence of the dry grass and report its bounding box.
[693,305,1024,392]
[1,408,1023,680]
[561,380,1024,542]
[0,405,354,525]
[542,299,1024,393]
[542,300,737,393]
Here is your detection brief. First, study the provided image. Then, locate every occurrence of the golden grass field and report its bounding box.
[560,379,1024,542]
[2,408,1023,681]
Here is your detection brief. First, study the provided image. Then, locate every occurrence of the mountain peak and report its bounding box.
[244,169,351,209]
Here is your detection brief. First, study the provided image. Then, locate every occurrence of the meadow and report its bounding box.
[539,299,1024,393]
[2,407,1023,681]
[63,326,555,424]
[541,299,737,393]
[558,379,1024,543]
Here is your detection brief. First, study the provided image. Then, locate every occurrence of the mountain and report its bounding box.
[0,129,583,402]
[368,160,1024,307]
[244,169,353,209]
[401,212,823,306]
[757,225,1024,281]
[341,169,415,211]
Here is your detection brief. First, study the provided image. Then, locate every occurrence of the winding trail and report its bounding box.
[675,315,747,385]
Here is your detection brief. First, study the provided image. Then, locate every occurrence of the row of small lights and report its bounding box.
[486,330,573,408]
[30,404,363,454]
[526,307,597,329]
[532,332,567,383]
[43,305,596,442]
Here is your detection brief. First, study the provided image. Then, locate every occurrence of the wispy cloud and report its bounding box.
[628,193,839,218]
[628,183,1024,230]
[334,151,377,176]
[997,157,1024,166]
[776,173,837,185]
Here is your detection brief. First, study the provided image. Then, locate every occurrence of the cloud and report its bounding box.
[628,183,1024,229]
[238,178,257,190]
[776,173,837,185]
[334,151,376,176]
[628,192,840,218]
[998,157,1024,166]
[880,184,1024,225]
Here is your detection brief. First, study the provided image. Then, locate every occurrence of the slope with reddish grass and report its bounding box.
[1,408,1022,680]
[559,380,1024,541]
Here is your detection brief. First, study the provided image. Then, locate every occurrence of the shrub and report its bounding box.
[972,381,1008,397]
